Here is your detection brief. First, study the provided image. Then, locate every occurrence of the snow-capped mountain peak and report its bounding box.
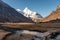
[23,7,42,22]
[23,7,32,15]
[23,7,42,18]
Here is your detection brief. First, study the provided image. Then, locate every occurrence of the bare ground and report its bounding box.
[0,23,60,32]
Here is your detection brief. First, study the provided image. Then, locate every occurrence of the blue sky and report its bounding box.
[2,0,60,17]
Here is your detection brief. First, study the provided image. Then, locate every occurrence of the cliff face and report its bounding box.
[42,4,60,22]
[0,0,33,23]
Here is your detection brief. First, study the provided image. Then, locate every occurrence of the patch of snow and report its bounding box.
[16,9,21,12]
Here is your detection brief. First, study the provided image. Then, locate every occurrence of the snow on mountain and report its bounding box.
[23,7,32,17]
[16,9,21,12]
[16,9,24,14]
[23,7,43,22]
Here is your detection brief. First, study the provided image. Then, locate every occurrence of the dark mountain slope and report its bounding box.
[0,0,33,23]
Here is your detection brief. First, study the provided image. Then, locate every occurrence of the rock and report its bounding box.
[0,30,11,40]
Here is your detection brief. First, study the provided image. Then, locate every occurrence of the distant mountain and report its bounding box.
[23,7,42,22]
[0,0,33,23]
[42,4,60,22]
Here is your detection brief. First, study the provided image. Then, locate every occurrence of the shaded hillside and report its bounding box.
[42,4,60,22]
[0,0,33,23]
[47,19,60,23]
